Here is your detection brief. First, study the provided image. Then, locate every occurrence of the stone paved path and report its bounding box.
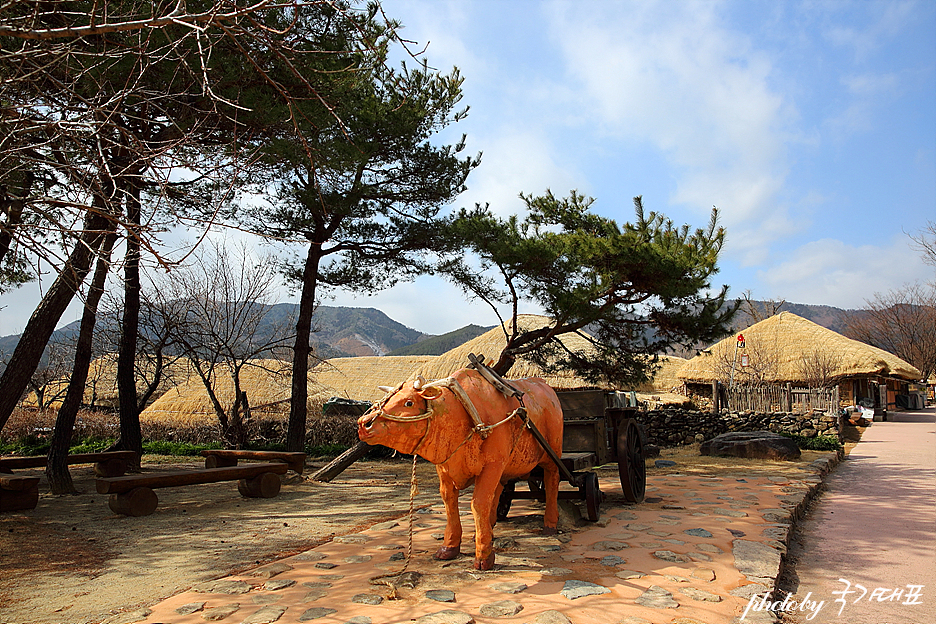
[781,408,936,624]
[112,454,840,624]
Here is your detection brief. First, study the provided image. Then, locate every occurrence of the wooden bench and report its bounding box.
[95,462,290,516]
[0,451,139,478]
[0,475,41,512]
[201,450,306,474]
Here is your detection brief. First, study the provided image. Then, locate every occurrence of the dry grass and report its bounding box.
[1,398,365,451]
[0,407,118,444]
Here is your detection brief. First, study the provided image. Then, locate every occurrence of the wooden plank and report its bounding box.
[0,478,39,512]
[201,450,306,474]
[0,476,40,491]
[0,451,138,471]
[556,390,606,420]
[96,462,288,495]
[560,452,596,472]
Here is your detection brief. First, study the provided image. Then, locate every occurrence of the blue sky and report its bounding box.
[1,0,934,338]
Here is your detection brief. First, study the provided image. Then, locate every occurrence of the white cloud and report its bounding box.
[457,130,581,217]
[757,236,932,308]
[546,1,793,233]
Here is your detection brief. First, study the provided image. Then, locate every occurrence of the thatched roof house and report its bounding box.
[140,359,333,425]
[24,354,194,410]
[413,315,605,390]
[677,312,921,411]
[140,356,438,425]
[411,315,686,404]
[309,355,439,403]
[635,355,688,393]
[678,312,921,384]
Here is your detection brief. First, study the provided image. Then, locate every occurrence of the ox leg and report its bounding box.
[489,481,505,529]
[470,464,505,570]
[434,469,462,561]
[541,460,560,535]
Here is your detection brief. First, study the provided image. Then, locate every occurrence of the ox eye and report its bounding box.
[404,400,414,407]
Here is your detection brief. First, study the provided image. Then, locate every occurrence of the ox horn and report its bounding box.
[377,385,395,394]
[413,375,428,390]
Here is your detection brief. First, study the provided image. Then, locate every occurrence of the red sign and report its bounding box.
[737,334,745,348]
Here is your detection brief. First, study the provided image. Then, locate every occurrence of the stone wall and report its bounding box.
[638,408,840,447]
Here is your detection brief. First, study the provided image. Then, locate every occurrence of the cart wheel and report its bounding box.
[584,472,601,522]
[617,418,646,503]
[497,480,515,521]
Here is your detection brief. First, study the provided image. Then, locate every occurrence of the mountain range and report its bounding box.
[0,300,858,366]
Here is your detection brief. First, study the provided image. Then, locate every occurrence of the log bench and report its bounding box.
[201,450,306,474]
[0,475,41,512]
[0,451,139,478]
[95,462,290,516]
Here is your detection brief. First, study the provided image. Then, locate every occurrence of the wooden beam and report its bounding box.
[95,462,288,495]
[201,450,306,474]
[0,451,138,471]
[309,441,371,483]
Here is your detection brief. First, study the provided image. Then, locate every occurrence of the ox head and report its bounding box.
[357,376,445,454]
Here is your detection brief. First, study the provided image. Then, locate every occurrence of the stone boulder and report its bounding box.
[699,431,800,460]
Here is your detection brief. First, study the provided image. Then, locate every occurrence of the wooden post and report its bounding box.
[238,472,281,498]
[204,455,238,469]
[310,441,371,483]
[0,476,40,512]
[711,381,720,414]
[108,486,159,517]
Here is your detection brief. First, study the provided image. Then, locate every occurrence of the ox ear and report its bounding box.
[419,386,443,401]
[377,385,395,394]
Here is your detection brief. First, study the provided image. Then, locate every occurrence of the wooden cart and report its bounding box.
[496,389,647,523]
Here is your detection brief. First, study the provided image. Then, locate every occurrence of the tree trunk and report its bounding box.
[116,182,143,467]
[0,207,114,432]
[286,243,322,452]
[309,440,371,482]
[47,233,116,494]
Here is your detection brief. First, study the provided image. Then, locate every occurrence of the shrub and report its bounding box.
[781,432,842,451]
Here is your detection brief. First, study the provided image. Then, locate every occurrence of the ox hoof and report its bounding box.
[542,526,558,536]
[474,552,495,571]
[434,546,461,561]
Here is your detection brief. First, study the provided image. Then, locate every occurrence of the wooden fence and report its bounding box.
[721,384,839,414]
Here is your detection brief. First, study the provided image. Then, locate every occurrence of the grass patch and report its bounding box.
[780,432,842,451]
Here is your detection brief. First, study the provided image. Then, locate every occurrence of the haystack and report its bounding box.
[678,311,922,384]
[140,359,333,426]
[309,355,440,403]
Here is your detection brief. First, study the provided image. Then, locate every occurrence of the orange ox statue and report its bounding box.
[357,368,563,570]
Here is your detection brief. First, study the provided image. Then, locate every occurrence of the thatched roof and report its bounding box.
[409,315,601,390]
[309,355,439,402]
[635,355,688,393]
[413,315,691,394]
[678,311,922,384]
[140,356,438,423]
[140,359,333,424]
[23,354,194,409]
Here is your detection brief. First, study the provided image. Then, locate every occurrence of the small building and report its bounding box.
[677,312,922,416]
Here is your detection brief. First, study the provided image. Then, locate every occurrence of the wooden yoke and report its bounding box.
[466,353,578,485]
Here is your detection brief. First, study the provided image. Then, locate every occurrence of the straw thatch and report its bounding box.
[678,311,922,384]
[23,354,194,409]
[413,314,691,396]
[410,315,605,390]
[309,355,440,402]
[140,359,332,425]
[635,355,688,393]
